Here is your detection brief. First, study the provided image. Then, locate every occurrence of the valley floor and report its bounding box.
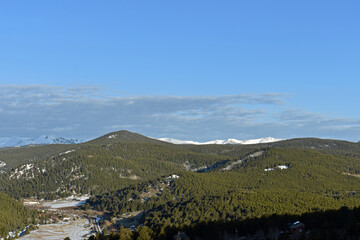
[19,218,91,240]
[17,196,101,240]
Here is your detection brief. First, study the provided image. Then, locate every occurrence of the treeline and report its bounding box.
[0,192,37,238]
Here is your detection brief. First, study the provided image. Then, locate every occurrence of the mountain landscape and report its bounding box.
[0,136,85,148]
[3,1,360,239]
[0,130,360,239]
[0,134,282,148]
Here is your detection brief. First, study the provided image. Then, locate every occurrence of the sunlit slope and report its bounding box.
[0,130,168,172]
[0,141,230,199]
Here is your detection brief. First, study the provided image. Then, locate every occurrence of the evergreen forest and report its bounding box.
[1,131,360,239]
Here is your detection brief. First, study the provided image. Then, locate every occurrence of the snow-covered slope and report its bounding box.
[158,137,284,145]
[0,135,85,148]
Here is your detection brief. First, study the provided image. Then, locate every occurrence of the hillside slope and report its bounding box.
[0,192,37,238]
[0,140,231,199]
[88,147,360,238]
[0,130,167,172]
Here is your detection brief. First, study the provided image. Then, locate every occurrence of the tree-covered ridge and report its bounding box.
[269,138,360,157]
[0,142,230,199]
[180,137,360,158]
[87,147,360,238]
[86,130,168,145]
[0,144,79,171]
[0,130,162,171]
[0,192,37,238]
[1,130,359,173]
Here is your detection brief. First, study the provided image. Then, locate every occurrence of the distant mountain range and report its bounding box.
[157,137,284,145]
[0,135,85,148]
[0,134,283,148]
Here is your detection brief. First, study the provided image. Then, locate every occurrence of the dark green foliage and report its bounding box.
[269,138,360,157]
[180,137,360,159]
[134,226,154,240]
[87,130,168,145]
[2,131,360,239]
[88,148,360,238]
[0,130,165,171]
[179,143,261,158]
[0,192,37,237]
[0,141,229,199]
[0,144,79,170]
[162,206,360,240]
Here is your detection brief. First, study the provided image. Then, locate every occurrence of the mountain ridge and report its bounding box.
[0,131,284,148]
[157,136,284,145]
[0,135,85,148]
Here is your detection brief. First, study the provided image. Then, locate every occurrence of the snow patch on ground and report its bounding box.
[222,151,264,171]
[107,134,118,139]
[265,165,289,171]
[9,164,34,179]
[41,195,89,209]
[19,218,91,240]
[24,164,33,170]
[0,160,6,168]
[165,175,180,181]
[264,168,275,172]
[59,150,75,155]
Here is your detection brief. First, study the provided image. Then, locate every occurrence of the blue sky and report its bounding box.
[0,1,359,141]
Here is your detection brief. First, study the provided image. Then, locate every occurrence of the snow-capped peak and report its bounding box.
[158,137,284,145]
[0,135,85,148]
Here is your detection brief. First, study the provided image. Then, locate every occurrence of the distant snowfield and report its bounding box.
[158,137,284,145]
[19,218,91,240]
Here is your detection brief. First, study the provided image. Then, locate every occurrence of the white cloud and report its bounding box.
[0,85,359,141]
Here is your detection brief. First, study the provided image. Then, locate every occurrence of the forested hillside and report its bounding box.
[0,192,37,238]
[1,131,360,201]
[0,144,78,171]
[180,137,360,158]
[269,138,360,157]
[1,131,360,239]
[0,140,231,199]
[0,130,163,171]
[1,130,358,173]
[87,147,360,239]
